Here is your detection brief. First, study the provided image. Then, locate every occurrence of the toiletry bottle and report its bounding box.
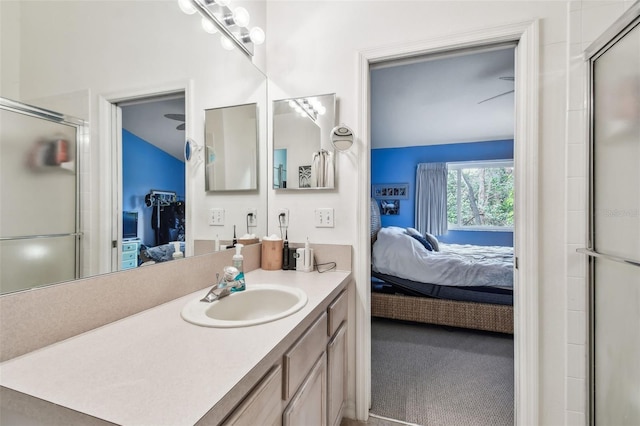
[231,244,245,292]
[172,241,183,259]
[283,230,290,270]
[304,237,313,272]
[214,234,220,252]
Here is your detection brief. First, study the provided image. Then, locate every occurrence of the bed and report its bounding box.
[139,241,185,265]
[370,202,514,334]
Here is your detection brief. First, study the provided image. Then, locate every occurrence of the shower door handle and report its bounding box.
[577,248,640,269]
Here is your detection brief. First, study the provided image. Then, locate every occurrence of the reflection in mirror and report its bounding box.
[330,125,354,152]
[205,103,258,191]
[273,94,336,190]
[0,0,267,295]
[0,99,84,294]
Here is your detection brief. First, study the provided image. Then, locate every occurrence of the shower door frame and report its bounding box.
[0,97,87,288]
[584,4,640,424]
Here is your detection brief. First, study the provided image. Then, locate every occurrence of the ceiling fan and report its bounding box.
[478,76,514,104]
[164,113,185,130]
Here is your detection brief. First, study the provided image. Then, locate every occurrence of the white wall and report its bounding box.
[265,0,634,424]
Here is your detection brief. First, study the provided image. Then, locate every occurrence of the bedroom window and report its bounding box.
[447,160,514,230]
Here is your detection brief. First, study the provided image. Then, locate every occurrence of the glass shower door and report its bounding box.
[0,99,81,294]
[585,9,640,425]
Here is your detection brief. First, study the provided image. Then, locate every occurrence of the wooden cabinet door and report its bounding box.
[327,322,346,426]
[222,365,283,426]
[283,352,327,426]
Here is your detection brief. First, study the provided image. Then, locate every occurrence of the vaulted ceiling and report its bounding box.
[371,46,515,149]
[121,97,185,161]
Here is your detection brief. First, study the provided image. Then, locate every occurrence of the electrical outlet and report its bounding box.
[277,208,289,227]
[315,208,334,228]
[209,208,225,226]
[246,208,257,227]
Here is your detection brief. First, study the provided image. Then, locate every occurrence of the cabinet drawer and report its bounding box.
[327,290,347,337]
[121,259,137,269]
[122,242,138,252]
[122,251,137,261]
[222,365,283,426]
[283,312,327,400]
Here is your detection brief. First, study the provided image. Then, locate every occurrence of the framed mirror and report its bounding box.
[272,93,336,190]
[205,103,258,191]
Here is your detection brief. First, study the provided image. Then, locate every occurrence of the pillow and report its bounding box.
[405,227,421,237]
[424,232,440,251]
[370,198,381,245]
[410,234,433,251]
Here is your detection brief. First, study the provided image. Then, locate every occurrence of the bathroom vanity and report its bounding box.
[0,269,351,425]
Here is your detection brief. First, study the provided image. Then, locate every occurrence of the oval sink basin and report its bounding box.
[181,284,308,328]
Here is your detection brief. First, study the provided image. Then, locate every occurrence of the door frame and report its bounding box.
[97,80,193,273]
[355,20,540,424]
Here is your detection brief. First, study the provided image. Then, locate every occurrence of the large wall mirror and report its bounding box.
[205,103,258,191]
[273,94,336,190]
[0,0,267,295]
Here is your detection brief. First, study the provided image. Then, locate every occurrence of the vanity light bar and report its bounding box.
[289,98,326,122]
[180,0,264,58]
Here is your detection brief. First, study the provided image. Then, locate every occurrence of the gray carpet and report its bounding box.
[371,318,514,426]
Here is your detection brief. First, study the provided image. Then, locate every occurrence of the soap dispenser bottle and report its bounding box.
[231,244,245,292]
[172,241,183,259]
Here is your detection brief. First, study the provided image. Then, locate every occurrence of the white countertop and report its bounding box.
[0,269,351,425]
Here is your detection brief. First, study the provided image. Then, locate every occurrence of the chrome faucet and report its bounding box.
[200,285,231,303]
[200,273,230,303]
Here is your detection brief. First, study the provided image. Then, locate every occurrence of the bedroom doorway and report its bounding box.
[368,44,518,425]
[356,21,539,424]
[108,91,188,272]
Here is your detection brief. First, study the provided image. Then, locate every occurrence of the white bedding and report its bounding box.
[372,227,514,288]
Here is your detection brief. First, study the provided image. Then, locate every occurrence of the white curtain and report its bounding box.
[312,150,334,187]
[415,162,448,235]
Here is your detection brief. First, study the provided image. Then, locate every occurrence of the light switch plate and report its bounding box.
[209,208,225,226]
[315,208,334,228]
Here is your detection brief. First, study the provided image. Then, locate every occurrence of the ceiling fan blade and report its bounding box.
[478,89,515,104]
[164,113,185,121]
[176,123,186,131]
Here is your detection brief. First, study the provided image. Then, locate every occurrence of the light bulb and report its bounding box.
[220,35,235,50]
[201,18,218,34]
[288,100,296,108]
[232,7,250,27]
[249,27,265,45]
[318,106,326,115]
[178,0,197,15]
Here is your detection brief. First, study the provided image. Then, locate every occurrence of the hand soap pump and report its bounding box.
[172,242,183,259]
[231,244,245,292]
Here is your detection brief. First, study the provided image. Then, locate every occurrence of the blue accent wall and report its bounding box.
[122,130,185,246]
[371,139,513,247]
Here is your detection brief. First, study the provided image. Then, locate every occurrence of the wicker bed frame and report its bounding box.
[371,291,513,334]
[369,199,513,335]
